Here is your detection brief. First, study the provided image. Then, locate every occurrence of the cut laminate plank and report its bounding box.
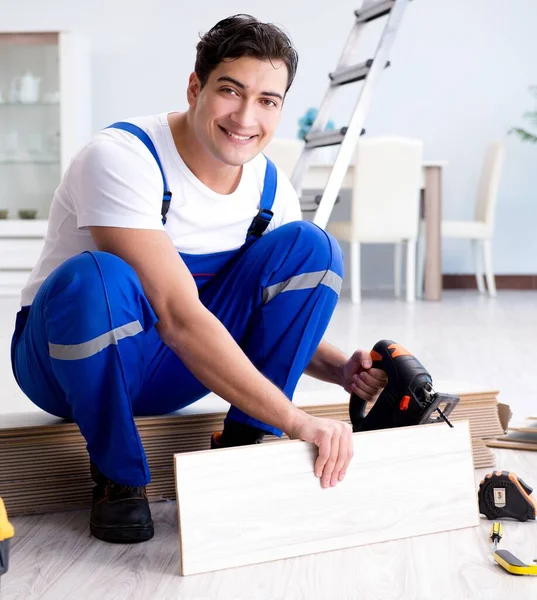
[174,421,478,576]
[487,429,536,443]
[486,440,537,452]
[508,426,537,434]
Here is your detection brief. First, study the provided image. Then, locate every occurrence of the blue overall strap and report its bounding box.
[246,157,277,242]
[105,121,172,225]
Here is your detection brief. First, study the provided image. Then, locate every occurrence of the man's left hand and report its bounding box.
[342,350,387,402]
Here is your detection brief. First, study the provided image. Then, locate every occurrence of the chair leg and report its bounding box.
[416,231,425,299]
[406,240,416,304]
[483,239,497,297]
[350,241,361,304]
[394,242,402,298]
[472,240,486,294]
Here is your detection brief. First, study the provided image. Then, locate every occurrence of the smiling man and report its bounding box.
[10,14,386,544]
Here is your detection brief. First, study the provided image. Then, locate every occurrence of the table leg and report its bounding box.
[424,166,442,301]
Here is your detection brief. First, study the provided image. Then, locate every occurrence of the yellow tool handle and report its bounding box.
[489,521,503,543]
[494,550,537,576]
[0,498,14,542]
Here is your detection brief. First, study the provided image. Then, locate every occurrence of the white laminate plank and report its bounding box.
[174,422,478,576]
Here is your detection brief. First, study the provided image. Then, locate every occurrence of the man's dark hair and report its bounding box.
[195,14,298,94]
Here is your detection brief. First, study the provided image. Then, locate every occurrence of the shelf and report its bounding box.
[0,219,48,238]
[0,159,59,165]
[0,102,59,106]
[0,29,92,202]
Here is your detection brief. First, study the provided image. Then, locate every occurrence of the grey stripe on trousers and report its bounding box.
[49,320,143,360]
[262,269,342,305]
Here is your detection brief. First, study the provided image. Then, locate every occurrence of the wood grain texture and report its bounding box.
[174,422,478,576]
[3,448,537,600]
[487,439,537,451]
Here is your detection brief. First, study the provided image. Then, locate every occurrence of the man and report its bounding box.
[11,14,386,544]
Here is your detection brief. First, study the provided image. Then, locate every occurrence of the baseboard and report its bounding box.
[443,274,537,290]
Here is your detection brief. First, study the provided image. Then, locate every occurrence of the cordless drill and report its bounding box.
[350,340,460,432]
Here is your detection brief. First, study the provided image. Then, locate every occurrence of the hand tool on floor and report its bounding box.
[349,339,460,432]
[490,521,503,552]
[0,497,14,589]
[478,471,537,521]
[489,521,537,576]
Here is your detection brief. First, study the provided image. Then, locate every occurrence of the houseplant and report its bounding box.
[510,86,537,143]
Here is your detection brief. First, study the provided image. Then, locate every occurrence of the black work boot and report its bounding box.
[211,420,266,449]
[90,463,154,544]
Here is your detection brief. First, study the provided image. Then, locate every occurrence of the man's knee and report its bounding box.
[47,251,139,299]
[42,251,146,326]
[278,221,344,276]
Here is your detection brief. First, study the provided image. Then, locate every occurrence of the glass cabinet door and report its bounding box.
[0,33,61,221]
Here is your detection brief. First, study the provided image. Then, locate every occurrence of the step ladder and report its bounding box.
[291,0,412,228]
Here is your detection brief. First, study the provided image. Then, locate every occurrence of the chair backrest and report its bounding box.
[351,137,423,241]
[262,138,304,180]
[474,141,505,231]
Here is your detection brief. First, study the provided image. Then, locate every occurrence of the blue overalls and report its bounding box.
[11,122,344,487]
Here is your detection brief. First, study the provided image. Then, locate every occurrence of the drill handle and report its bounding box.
[349,339,430,432]
[349,350,383,432]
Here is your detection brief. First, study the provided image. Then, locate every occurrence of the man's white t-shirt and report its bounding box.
[21,112,302,306]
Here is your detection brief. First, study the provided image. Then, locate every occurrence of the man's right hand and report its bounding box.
[287,413,354,489]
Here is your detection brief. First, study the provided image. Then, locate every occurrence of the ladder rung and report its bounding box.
[299,195,319,212]
[355,0,395,23]
[314,194,341,206]
[305,128,348,148]
[300,202,319,213]
[304,127,365,149]
[329,59,390,86]
[300,194,342,213]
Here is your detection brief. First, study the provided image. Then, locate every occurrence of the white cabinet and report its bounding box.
[0,219,47,296]
[0,30,91,295]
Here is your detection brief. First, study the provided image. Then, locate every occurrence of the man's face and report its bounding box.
[187,56,288,166]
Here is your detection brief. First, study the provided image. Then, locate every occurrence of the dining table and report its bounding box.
[301,160,447,301]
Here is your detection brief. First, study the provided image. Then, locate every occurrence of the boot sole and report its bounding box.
[90,521,154,544]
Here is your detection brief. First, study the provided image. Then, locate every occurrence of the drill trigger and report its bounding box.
[399,395,411,411]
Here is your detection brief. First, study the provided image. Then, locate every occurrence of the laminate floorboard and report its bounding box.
[174,423,477,575]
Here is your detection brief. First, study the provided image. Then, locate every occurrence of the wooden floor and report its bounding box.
[1,449,536,600]
[1,291,537,598]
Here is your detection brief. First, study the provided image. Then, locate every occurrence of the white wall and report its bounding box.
[1,0,536,276]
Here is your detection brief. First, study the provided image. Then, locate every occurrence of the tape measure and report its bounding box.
[478,471,536,521]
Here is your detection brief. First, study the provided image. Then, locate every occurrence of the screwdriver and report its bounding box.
[489,521,503,552]
[490,521,537,576]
